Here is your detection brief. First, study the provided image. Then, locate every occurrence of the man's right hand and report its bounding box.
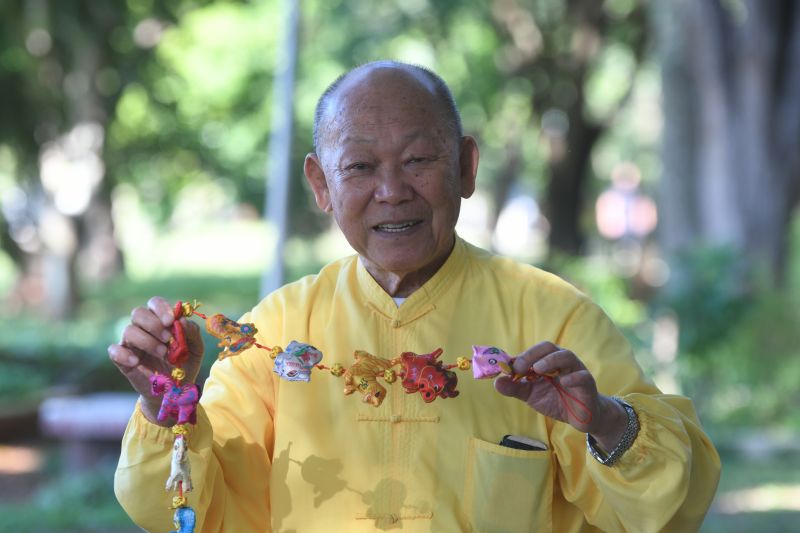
[108,296,204,426]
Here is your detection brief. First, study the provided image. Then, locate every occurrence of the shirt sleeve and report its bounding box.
[551,298,721,532]
[114,315,278,532]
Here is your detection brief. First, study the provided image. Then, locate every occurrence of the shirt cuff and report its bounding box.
[129,399,197,446]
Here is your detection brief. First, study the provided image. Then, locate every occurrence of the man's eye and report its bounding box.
[346,162,370,171]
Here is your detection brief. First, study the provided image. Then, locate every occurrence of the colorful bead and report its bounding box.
[171,496,187,509]
[330,363,345,377]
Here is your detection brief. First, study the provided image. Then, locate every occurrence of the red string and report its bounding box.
[542,375,593,425]
[179,301,592,423]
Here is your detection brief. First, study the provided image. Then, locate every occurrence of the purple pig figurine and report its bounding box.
[471,345,513,379]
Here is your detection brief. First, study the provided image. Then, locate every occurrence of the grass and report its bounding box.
[702,450,800,532]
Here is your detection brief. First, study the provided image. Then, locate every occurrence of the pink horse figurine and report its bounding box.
[150,373,199,425]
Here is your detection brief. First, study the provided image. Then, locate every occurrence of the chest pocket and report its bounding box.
[464,437,553,532]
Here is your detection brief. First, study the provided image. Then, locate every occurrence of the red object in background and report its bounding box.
[167,301,189,366]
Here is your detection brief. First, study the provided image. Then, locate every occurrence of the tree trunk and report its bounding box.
[657,0,800,284]
[544,95,602,256]
[651,0,700,258]
[261,0,300,296]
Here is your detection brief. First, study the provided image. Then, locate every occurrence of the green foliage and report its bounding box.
[657,245,752,357]
[547,253,647,328]
[651,238,800,429]
[0,461,135,532]
[696,285,800,428]
[0,361,48,402]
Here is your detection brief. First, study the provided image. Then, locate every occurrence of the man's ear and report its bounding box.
[458,136,479,199]
[304,153,332,212]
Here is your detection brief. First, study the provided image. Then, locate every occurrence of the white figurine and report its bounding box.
[166,436,193,492]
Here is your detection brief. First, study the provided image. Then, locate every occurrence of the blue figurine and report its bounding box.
[273,341,323,382]
[170,506,196,533]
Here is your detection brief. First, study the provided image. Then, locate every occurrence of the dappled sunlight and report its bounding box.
[714,484,800,513]
[492,193,547,263]
[112,181,276,278]
[128,219,275,278]
[456,190,492,249]
[312,223,355,266]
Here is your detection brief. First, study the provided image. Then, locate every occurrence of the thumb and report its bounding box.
[494,375,532,402]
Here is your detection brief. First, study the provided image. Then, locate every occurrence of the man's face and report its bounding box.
[305,69,478,289]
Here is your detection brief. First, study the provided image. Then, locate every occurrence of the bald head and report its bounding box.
[312,61,463,156]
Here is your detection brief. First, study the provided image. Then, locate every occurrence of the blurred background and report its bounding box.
[0,0,798,531]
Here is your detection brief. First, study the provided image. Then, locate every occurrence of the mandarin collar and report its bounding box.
[355,236,468,327]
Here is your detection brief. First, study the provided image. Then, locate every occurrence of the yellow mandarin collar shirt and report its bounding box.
[116,237,720,532]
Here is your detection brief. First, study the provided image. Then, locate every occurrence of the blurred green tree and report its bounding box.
[1,0,653,318]
[0,0,237,318]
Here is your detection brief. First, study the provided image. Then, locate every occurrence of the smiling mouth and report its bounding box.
[373,221,422,233]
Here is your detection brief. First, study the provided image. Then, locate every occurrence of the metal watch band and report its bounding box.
[586,397,639,466]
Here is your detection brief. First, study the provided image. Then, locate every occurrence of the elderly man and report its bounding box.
[110,61,720,532]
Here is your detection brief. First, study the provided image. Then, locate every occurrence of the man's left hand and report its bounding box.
[494,341,628,452]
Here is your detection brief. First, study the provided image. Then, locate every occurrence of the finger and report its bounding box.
[131,306,172,343]
[512,341,560,375]
[493,375,533,401]
[108,344,156,386]
[147,296,176,327]
[557,369,595,389]
[530,349,584,376]
[108,343,141,369]
[120,324,168,359]
[108,343,163,377]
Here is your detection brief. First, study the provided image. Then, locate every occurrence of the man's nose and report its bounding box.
[374,166,414,204]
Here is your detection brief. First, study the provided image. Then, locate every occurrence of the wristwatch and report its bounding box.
[586,397,639,466]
